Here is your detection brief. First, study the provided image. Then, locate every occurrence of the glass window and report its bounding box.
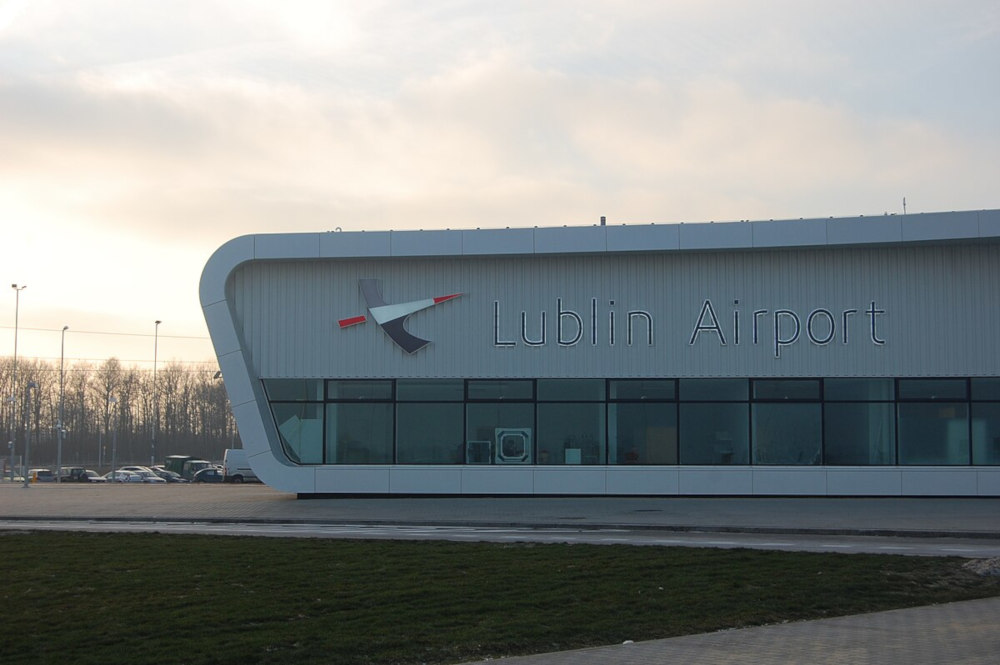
[396,379,464,402]
[609,380,676,401]
[824,379,894,401]
[752,403,822,464]
[325,403,393,463]
[264,379,323,401]
[679,379,748,401]
[898,379,967,401]
[753,380,820,401]
[537,379,605,401]
[824,403,895,464]
[467,380,533,401]
[270,402,324,464]
[972,403,1000,465]
[609,403,676,464]
[327,380,392,401]
[972,379,1000,401]
[466,403,534,464]
[679,403,750,464]
[897,403,970,464]
[537,403,606,464]
[397,403,464,464]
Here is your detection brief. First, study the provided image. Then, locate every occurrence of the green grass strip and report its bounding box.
[1,532,997,664]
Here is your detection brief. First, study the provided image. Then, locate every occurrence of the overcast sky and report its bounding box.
[2,0,998,368]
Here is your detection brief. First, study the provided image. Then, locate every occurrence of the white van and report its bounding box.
[222,448,258,483]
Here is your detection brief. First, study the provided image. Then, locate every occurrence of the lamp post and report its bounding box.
[57,325,68,482]
[9,284,26,482]
[109,396,118,482]
[152,320,161,466]
[22,381,37,488]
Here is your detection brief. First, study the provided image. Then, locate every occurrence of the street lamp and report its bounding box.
[9,284,26,482]
[152,320,161,466]
[57,325,69,482]
[22,381,37,488]
[109,396,118,483]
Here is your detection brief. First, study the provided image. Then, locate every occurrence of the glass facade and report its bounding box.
[263,377,1000,466]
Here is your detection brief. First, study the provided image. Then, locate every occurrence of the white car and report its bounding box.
[120,465,155,475]
[104,470,144,483]
[133,470,167,484]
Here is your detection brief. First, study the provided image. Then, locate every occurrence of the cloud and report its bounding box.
[3,31,997,248]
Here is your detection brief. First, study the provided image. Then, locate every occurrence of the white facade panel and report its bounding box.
[461,227,536,255]
[461,467,534,494]
[900,469,978,496]
[534,225,607,253]
[606,468,679,495]
[606,224,680,252]
[825,216,902,246]
[980,209,1000,236]
[255,233,320,259]
[203,301,241,357]
[316,467,390,493]
[390,229,463,256]
[390,467,463,494]
[825,469,903,496]
[200,235,254,305]
[975,470,1000,496]
[752,219,828,247]
[752,468,828,495]
[532,468,607,494]
[677,468,755,495]
[902,211,980,242]
[679,221,753,249]
[320,231,391,258]
[218,350,256,409]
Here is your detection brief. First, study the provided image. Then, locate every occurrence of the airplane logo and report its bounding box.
[338,279,462,353]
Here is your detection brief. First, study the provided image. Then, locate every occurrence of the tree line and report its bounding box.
[1,356,238,473]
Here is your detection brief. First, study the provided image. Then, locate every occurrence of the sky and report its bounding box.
[1,0,998,369]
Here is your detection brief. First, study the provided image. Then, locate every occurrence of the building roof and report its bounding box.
[201,208,1000,307]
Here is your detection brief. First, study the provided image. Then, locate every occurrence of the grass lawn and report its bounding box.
[1,532,998,664]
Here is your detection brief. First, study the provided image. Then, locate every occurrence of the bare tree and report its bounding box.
[0,356,233,470]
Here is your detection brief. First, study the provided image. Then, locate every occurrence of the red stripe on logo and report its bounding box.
[433,293,462,304]
[338,315,367,328]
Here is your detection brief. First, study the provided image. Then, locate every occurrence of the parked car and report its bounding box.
[180,459,213,480]
[57,466,88,482]
[152,468,188,483]
[133,470,167,484]
[192,467,224,483]
[120,465,156,475]
[103,470,143,483]
[28,468,55,483]
[82,470,106,483]
[222,448,258,483]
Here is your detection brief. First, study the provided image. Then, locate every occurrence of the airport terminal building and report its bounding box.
[201,209,1000,496]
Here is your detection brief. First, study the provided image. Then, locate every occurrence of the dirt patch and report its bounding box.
[962,557,1000,577]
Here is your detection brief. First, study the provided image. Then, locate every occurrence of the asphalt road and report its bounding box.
[2,518,1000,557]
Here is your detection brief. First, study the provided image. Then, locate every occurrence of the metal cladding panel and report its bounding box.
[229,242,1000,379]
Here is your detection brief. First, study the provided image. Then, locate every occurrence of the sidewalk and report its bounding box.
[454,596,1000,665]
[2,483,1000,538]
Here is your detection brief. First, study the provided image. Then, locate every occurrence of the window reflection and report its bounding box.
[264,376,1000,467]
